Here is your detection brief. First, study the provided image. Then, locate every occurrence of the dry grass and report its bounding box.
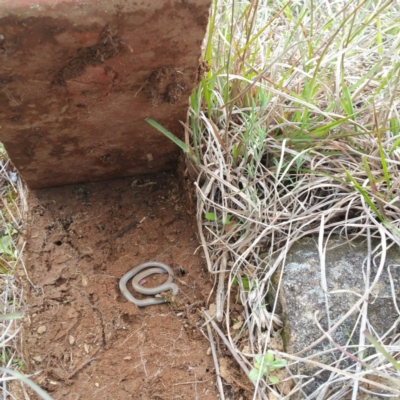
[0,145,51,399]
[186,0,400,398]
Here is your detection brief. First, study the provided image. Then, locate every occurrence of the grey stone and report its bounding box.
[276,237,400,397]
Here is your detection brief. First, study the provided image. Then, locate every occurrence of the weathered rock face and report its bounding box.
[277,237,400,397]
[0,0,211,189]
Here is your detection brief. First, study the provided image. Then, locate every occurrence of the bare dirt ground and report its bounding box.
[20,172,220,399]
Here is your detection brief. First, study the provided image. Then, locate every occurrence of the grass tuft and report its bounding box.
[0,144,40,398]
[189,0,400,398]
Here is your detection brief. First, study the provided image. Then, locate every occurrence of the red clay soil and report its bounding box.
[21,172,220,399]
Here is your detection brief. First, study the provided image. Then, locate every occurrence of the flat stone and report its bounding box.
[276,237,400,397]
[0,0,211,188]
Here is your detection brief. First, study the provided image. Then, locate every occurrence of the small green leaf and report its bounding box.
[205,212,216,221]
[233,277,250,291]
[0,236,13,256]
[241,278,250,291]
[249,368,261,382]
[265,351,275,364]
[270,359,288,370]
[268,375,279,384]
[255,355,263,365]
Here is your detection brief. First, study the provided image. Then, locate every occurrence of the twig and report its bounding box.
[112,221,137,240]
[173,378,211,386]
[205,317,225,400]
[66,357,97,381]
[281,351,400,395]
[352,227,372,400]
[17,242,40,291]
[216,253,227,322]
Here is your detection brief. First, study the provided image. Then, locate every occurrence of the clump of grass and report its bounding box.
[187,0,400,398]
[0,144,46,398]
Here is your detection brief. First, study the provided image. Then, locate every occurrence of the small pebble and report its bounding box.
[95,383,99,387]
[124,356,132,361]
[9,172,17,183]
[232,319,243,330]
[81,275,88,287]
[37,326,46,334]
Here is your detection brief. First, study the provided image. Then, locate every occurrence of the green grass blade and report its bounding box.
[146,118,189,152]
[364,330,400,372]
[0,313,23,320]
[146,117,198,165]
[376,16,383,54]
[362,156,378,194]
[389,117,400,155]
[374,109,391,189]
[342,166,383,220]
[0,368,54,400]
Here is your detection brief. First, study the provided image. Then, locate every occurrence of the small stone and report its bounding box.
[37,326,46,334]
[69,335,75,345]
[32,355,42,362]
[123,356,132,361]
[81,275,88,287]
[232,319,243,330]
[241,345,250,354]
[84,343,90,353]
[95,382,99,387]
[206,347,212,356]
[9,171,17,183]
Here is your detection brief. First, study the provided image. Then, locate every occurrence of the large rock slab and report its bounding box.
[277,237,400,397]
[0,0,210,188]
